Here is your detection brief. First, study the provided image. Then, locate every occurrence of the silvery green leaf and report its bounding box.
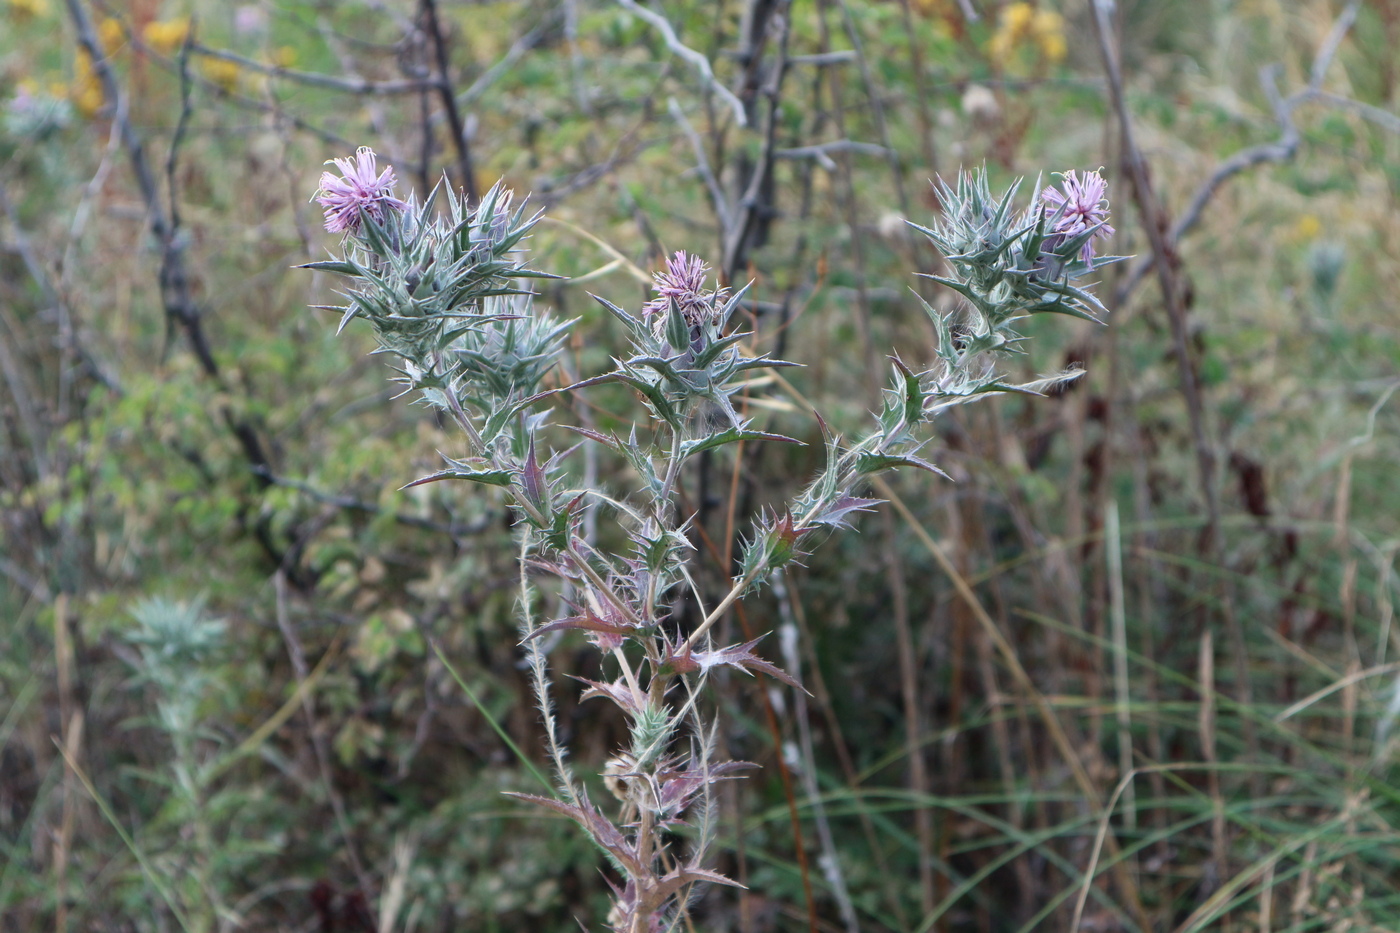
[615,374,682,429]
[590,293,642,331]
[855,451,948,478]
[729,355,800,374]
[664,297,690,353]
[400,467,514,489]
[680,429,801,458]
[690,331,749,369]
[297,259,363,276]
[716,280,753,328]
[811,495,883,528]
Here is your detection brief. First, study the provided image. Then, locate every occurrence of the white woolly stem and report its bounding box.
[518,526,578,805]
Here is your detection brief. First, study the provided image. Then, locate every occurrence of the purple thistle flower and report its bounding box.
[1040,169,1115,268]
[314,147,409,235]
[643,251,729,326]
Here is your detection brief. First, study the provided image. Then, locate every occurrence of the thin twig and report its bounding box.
[420,0,478,203]
[784,50,857,66]
[63,0,216,376]
[832,0,913,220]
[1089,0,1221,548]
[1106,500,1135,831]
[721,0,793,281]
[668,97,733,234]
[1305,89,1400,135]
[774,576,861,933]
[273,571,374,897]
[1092,0,1267,826]
[1116,1,1362,304]
[773,139,889,168]
[251,466,495,538]
[191,41,437,94]
[167,34,196,242]
[616,0,748,128]
[457,13,559,107]
[882,502,936,917]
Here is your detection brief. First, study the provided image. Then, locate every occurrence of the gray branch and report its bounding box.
[617,0,748,127]
[775,140,891,171]
[191,42,437,95]
[1118,0,1363,303]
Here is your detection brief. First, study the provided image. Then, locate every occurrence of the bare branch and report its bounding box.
[1304,89,1400,136]
[668,97,733,234]
[1309,1,1361,88]
[0,555,51,604]
[421,0,478,203]
[1118,0,1362,303]
[273,572,374,897]
[252,467,494,539]
[775,140,890,170]
[617,0,749,127]
[782,50,856,66]
[190,42,436,95]
[953,0,980,22]
[458,13,560,106]
[1088,4,1210,922]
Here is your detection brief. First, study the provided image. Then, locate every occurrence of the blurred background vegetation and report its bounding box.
[3,0,1400,930]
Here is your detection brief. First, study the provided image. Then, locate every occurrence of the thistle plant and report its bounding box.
[304,150,1118,931]
[123,597,236,931]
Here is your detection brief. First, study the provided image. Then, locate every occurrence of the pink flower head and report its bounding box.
[1040,169,1115,268]
[643,251,729,326]
[314,147,409,234]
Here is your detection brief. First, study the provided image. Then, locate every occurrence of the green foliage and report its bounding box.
[3,0,1400,930]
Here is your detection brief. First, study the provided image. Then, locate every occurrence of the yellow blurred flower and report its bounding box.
[271,45,298,69]
[1003,2,1035,35]
[1032,9,1067,63]
[73,86,104,119]
[143,18,190,55]
[987,3,1032,66]
[70,50,104,118]
[99,17,126,55]
[200,56,240,92]
[989,2,1066,71]
[1293,213,1322,242]
[8,0,47,21]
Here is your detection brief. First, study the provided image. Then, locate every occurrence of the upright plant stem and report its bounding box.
[1088,0,1258,789]
[884,504,936,917]
[274,571,373,896]
[1106,500,1135,832]
[420,0,478,204]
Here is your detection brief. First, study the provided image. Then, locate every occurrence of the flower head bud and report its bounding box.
[643,251,729,328]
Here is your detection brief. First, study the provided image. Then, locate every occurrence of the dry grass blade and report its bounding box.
[872,476,1151,931]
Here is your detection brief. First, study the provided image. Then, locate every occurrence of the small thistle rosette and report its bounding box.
[126,596,226,734]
